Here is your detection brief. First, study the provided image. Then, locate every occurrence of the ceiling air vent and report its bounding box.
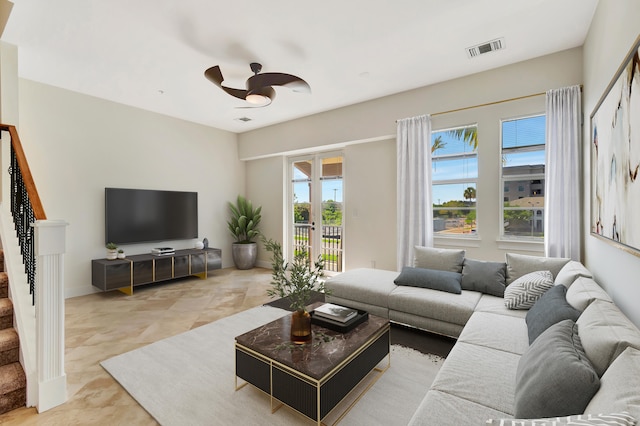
[466,38,505,58]
[235,117,252,122]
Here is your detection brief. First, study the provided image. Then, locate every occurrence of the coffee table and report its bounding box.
[235,307,390,425]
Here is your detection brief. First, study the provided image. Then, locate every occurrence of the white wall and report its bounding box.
[343,138,397,271]
[583,0,640,327]
[245,155,284,266]
[240,48,583,268]
[17,79,243,297]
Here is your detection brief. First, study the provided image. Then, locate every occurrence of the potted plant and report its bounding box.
[227,195,262,269]
[106,242,118,260]
[117,249,125,259]
[263,237,327,344]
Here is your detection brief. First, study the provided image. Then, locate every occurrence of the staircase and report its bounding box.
[0,249,26,414]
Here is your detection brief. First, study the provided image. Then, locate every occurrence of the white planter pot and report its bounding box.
[106,249,118,260]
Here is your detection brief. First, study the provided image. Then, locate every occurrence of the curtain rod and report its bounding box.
[431,91,545,117]
[396,85,582,121]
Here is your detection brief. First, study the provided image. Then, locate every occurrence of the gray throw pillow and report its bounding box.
[413,246,465,273]
[515,319,600,419]
[461,258,506,297]
[526,285,582,344]
[505,253,570,285]
[394,266,462,294]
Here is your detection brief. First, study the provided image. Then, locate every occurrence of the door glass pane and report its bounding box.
[292,160,312,259]
[321,157,343,273]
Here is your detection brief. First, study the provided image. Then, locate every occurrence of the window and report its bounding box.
[431,125,478,236]
[501,115,545,239]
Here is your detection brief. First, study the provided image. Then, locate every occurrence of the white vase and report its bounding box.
[117,252,125,259]
[106,249,118,260]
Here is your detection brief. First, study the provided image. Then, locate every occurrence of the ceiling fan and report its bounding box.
[204,62,310,107]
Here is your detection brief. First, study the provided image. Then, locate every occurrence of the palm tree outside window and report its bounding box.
[431,125,478,236]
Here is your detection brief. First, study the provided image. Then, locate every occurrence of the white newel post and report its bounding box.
[33,220,68,412]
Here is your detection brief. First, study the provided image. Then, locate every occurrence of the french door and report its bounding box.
[289,153,344,275]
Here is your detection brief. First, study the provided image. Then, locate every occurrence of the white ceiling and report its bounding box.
[1,0,598,133]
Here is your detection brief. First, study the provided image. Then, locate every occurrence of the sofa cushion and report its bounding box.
[504,270,554,310]
[505,253,570,285]
[576,299,640,377]
[566,276,613,311]
[324,268,399,308]
[458,311,529,355]
[554,260,593,287]
[461,258,506,297]
[409,390,511,426]
[485,412,636,426]
[389,286,480,326]
[515,320,600,419]
[585,347,640,421]
[394,266,461,294]
[430,341,520,415]
[389,310,465,338]
[526,285,581,344]
[474,294,528,319]
[413,246,465,273]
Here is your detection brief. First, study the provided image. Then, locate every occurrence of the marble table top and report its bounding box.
[235,304,389,381]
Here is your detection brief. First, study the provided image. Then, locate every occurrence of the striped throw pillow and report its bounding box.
[504,270,553,309]
[485,411,636,425]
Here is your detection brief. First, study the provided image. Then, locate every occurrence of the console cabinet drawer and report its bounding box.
[190,253,206,275]
[133,259,154,286]
[92,259,131,291]
[154,257,173,281]
[174,255,190,277]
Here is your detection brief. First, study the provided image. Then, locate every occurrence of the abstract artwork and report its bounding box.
[591,35,640,255]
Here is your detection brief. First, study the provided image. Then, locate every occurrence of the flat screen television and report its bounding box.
[105,188,198,245]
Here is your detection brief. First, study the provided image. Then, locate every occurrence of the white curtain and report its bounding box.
[545,85,582,260]
[397,114,432,270]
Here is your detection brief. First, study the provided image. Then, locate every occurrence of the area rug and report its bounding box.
[101,305,443,425]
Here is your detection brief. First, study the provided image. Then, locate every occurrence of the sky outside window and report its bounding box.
[293,168,343,202]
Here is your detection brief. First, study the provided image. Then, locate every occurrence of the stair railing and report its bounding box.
[2,124,46,304]
[0,124,68,412]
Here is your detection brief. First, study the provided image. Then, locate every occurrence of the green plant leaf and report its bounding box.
[228,195,262,243]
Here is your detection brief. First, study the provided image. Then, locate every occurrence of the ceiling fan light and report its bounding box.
[245,94,271,106]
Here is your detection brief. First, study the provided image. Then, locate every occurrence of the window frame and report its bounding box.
[431,123,479,239]
[499,113,546,241]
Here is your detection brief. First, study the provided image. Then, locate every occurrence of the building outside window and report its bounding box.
[501,114,546,239]
[431,125,478,236]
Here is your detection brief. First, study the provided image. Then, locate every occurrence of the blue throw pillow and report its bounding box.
[526,284,581,344]
[394,266,462,294]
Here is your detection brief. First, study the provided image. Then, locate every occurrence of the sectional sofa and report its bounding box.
[325,247,640,424]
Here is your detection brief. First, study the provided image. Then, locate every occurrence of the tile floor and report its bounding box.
[0,267,275,425]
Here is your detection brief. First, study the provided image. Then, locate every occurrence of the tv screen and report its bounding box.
[105,188,198,245]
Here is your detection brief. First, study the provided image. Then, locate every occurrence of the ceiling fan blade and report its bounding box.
[249,72,311,93]
[204,66,248,100]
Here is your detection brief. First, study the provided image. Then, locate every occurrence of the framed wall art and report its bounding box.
[591,34,640,255]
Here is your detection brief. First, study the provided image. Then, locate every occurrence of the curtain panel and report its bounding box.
[545,85,582,260]
[397,114,432,270]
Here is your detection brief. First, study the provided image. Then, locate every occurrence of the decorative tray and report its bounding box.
[310,308,369,333]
